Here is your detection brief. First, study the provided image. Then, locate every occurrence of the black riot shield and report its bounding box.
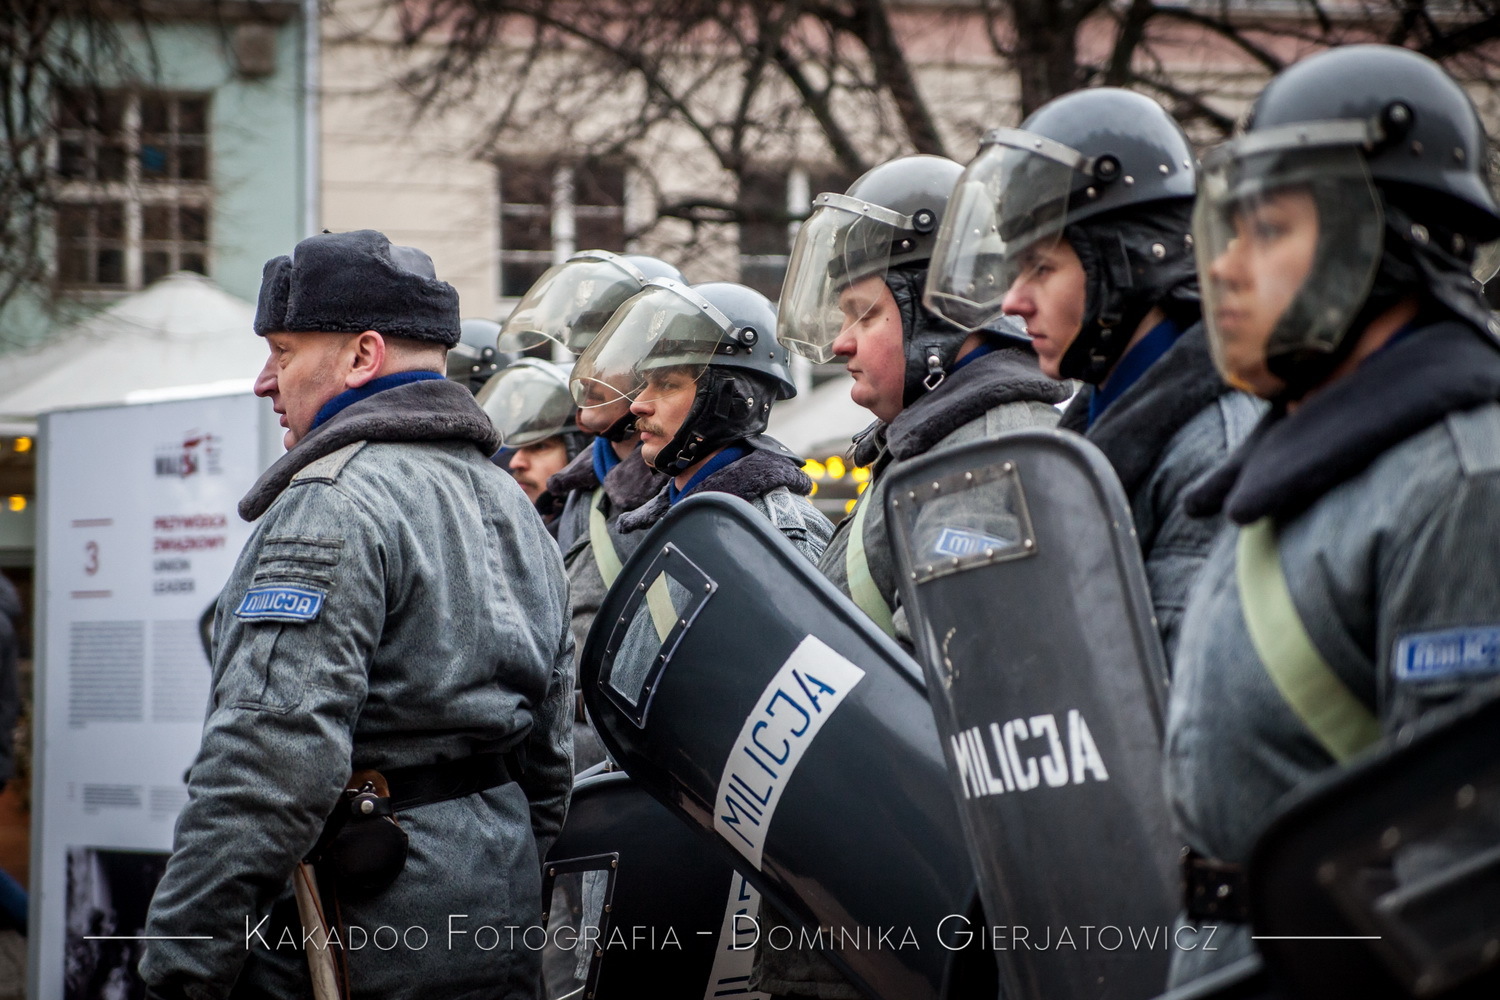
[1249,683,1500,1000]
[1147,957,1278,1000]
[885,429,1179,1000]
[541,765,768,999]
[579,494,982,1000]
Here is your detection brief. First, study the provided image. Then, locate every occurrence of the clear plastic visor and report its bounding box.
[475,361,576,448]
[1194,135,1383,390]
[497,254,646,355]
[776,194,910,363]
[1471,146,1500,282]
[925,131,1087,332]
[569,283,729,408]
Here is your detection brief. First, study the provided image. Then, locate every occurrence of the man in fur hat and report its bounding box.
[142,230,573,1000]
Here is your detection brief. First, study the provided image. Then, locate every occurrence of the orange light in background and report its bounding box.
[851,466,871,483]
[8,496,25,512]
[826,456,847,479]
[13,437,31,453]
[844,498,858,514]
[808,482,819,496]
[802,459,827,480]
[856,481,868,495]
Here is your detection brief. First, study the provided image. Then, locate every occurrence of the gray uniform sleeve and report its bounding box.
[756,489,835,565]
[520,623,574,860]
[141,485,384,999]
[1372,460,1500,901]
[1141,400,1243,664]
[1378,467,1500,731]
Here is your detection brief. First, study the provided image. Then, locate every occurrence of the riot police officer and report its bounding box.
[498,249,683,549]
[447,316,515,391]
[570,280,832,559]
[928,88,1264,658]
[1164,45,1500,986]
[765,154,1067,999]
[779,154,1069,650]
[475,358,588,528]
[497,250,683,771]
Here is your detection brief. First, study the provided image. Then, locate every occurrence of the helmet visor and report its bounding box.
[777,193,911,363]
[475,361,576,448]
[1195,128,1383,391]
[497,252,649,355]
[925,130,1086,332]
[569,283,729,408]
[1472,148,1500,284]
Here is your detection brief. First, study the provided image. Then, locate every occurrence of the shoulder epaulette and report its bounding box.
[1446,402,1500,477]
[291,441,368,485]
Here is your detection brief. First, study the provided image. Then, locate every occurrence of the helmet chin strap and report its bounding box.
[1058,227,1150,384]
[600,411,638,442]
[1057,209,1199,385]
[646,378,719,475]
[888,265,970,408]
[646,371,774,474]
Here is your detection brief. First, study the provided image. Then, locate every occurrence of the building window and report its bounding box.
[737,165,852,300]
[53,87,212,290]
[498,158,627,299]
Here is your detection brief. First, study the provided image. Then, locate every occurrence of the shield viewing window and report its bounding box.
[540,853,618,999]
[600,543,716,726]
[1322,764,1500,995]
[889,458,1036,585]
[1252,687,1500,999]
[498,158,627,305]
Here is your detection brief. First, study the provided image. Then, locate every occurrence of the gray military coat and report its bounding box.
[615,440,834,563]
[818,344,1069,651]
[1165,321,1500,986]
[1060,322,1264,661]
[142,379,574,1000]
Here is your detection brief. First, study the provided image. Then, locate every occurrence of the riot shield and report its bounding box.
[1148,957,1277,1000]
[885,429,1178,1000]
[1249,682,1500,1000]
[541,765,769,999]
[579,494,981,1000]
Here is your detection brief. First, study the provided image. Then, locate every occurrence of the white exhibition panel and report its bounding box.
[31,392,278,999]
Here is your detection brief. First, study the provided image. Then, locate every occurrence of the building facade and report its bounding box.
[0,1,312,353]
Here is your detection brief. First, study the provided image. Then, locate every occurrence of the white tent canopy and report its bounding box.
[0,272,265,425]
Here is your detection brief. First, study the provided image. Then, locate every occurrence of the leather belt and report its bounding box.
[381,751,519,812]
[1181,846,1250,923]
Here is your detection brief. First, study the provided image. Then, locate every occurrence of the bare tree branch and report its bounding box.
[1130,71,1238,136]
[0,0,164,332]
[1150,6,1287,74]
[1104,0,1159,88]
[843,0,946,155]
[770,42,869,176]
[1422,11,1500,58]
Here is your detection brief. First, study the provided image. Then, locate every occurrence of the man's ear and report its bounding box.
[345,330,387,388]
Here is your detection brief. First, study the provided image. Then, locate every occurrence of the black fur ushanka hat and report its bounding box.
[254,229,461,347]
